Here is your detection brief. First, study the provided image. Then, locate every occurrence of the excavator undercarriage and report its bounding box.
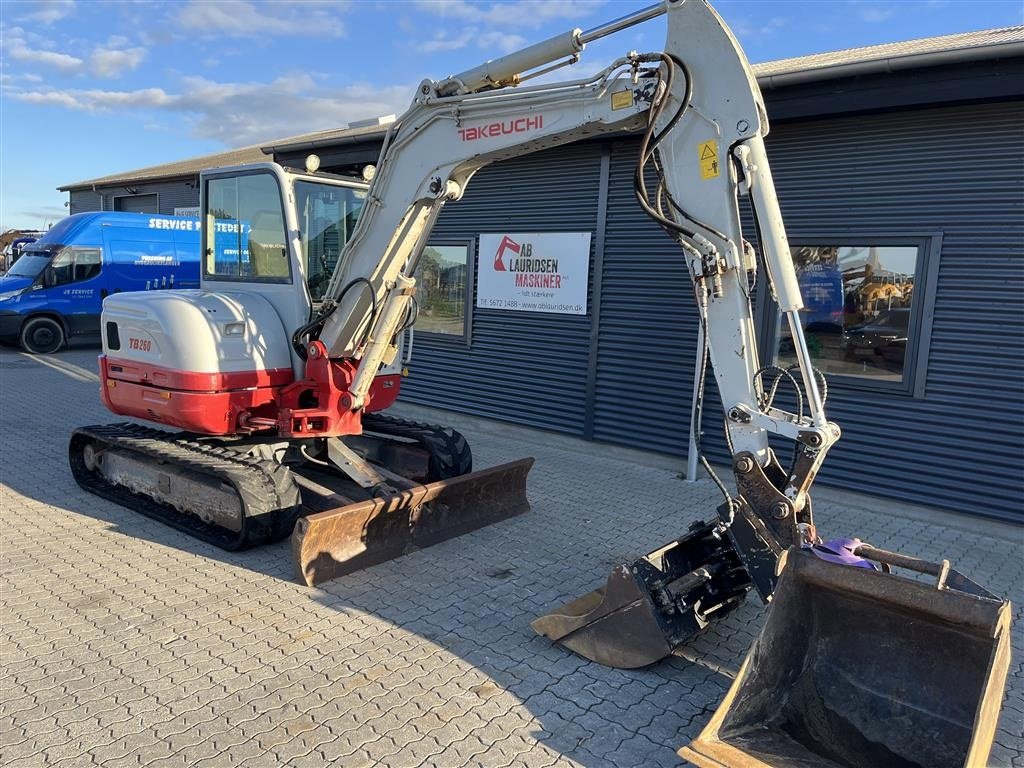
[70,414,532,583]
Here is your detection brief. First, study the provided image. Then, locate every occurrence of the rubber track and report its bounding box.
[69,423,302,551]
[361,412,473,480]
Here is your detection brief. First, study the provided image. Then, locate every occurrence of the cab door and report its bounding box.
[201,167,311,373]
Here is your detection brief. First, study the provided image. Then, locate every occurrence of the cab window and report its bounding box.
[294,181,366,301]
[204,173,291,282]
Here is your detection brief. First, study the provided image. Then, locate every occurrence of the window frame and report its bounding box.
[757,232,941,398]
[202,170,293,285]
[293,179,368,303]
[45,246,103,288]
[69,247,102,283]
[412,239,475,346]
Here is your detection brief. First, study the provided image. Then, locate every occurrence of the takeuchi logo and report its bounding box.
[458,115,543,142]
[492,235,563,288]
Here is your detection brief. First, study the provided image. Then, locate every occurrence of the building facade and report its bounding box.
[62,30,1024,523]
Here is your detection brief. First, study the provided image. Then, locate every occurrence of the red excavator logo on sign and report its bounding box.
[493,235,520,272]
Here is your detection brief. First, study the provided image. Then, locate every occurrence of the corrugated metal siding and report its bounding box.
[591,142,701,456]
[401,100,1022,521]
[71,180,199,217]
[399,143,602,434]
[757,101,1024,521]
[69,189,102,215]
[114,194,159,213]
[150,181,200,215]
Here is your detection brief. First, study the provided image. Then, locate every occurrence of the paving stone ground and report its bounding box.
[1,345,1022,767]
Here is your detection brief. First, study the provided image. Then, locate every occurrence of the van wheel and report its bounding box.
[20,317,65,354]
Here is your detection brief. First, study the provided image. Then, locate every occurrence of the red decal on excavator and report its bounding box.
[493,235,520,272]
[458,115,543,142]
[128,337,152,352]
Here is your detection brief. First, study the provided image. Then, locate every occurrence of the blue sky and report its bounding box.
[1,0,1021,231]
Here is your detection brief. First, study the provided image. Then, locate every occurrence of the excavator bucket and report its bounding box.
[291,457,533,586]
[680,547,1012,768]
[531,520,753,668]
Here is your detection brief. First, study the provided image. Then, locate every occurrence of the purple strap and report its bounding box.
[809,537,878,570]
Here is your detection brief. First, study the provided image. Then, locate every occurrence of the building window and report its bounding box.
[775,239,935,393]
[413,242,472,340]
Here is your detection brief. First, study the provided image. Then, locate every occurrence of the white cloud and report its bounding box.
[730,15,788,40]
[414,0,602,30]
[17,0,75,25]
[174,0,348,38]
[4,30,84,72]
[477,31,527,54]
[859,6,896,22]
[21,206,68,221]
[90,45,146,78]
[10,74,414,146]
[0,72,44,84]
[16,87,172,110]
[415,30,476,53]
[3,28,147,78]
[412,27,526,54]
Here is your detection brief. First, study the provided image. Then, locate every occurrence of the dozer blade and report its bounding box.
[532,520,752,669]
[292,457,533,586]
[680,547,1012,768]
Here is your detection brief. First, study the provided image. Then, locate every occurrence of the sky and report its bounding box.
[1,0,1021,231]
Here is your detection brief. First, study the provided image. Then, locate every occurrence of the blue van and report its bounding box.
[0,213,200,353]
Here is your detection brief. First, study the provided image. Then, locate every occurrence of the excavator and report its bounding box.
[69,1,1010,765]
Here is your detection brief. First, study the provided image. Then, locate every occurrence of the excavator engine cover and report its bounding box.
[680,547,1012,768]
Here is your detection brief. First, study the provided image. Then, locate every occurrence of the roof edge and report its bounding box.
[759,39,1024,89]
[58,170,200,193]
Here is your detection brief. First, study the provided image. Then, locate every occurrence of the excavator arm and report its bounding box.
[308,0,836,596]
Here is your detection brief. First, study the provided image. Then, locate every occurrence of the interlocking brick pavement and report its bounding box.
[1,346,1021,767]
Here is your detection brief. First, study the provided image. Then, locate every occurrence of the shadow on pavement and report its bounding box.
[4,344,1020,767]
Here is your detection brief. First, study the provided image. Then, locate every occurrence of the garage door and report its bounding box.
[114,194,158,213]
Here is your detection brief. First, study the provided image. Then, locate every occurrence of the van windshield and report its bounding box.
[6,252,52,279]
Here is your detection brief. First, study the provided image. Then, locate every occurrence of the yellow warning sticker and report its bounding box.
[698,140,720,180]
[611,90,632,110]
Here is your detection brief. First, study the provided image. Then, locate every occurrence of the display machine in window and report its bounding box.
[776,244,919,383]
